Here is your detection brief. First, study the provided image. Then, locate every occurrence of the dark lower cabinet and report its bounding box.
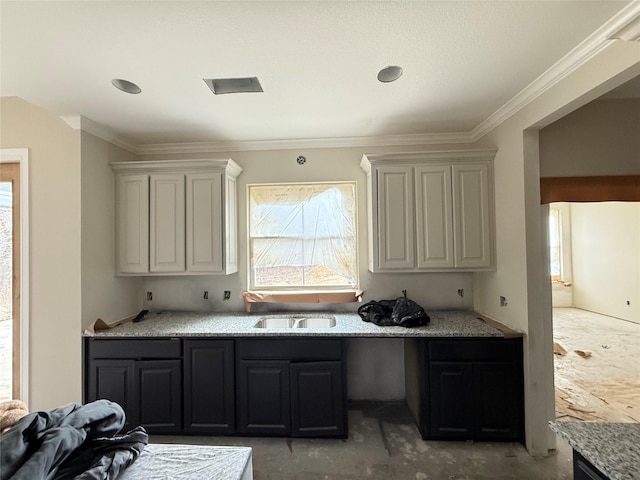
[574,451,609,480]
[237,360,291,435]
[406,337,524,442]
[85,337,346,438]
[135,360,182,433]
[291,361,345,437]
[85,339,182,434]
[87,359,135,431]
[236,338,347,438]
[183,339,235,434]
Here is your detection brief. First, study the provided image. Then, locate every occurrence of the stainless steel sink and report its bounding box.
[253,315,336,329]
[296,317,336,328]
[253,317,297,328]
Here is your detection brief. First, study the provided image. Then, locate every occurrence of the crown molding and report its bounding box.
[60,115,138,153]
[62,1,640,156]
[471,1,640,141]
[134,131,474,156]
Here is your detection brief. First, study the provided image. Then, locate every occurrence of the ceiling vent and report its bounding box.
[203,77,264,95]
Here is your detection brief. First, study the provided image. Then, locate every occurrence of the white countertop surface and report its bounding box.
[85,310,505,338]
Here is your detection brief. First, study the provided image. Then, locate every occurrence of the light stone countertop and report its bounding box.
[550,421,640,480]
[84,310,506,338]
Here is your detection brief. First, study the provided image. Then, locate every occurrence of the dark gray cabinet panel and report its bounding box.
[237,360,291,435]
[85,339,182,433]
[574,451,609,480]
[135,360,182,433]
[291,361,345,437]
[405,337,524,442]
[183,339,235,434]
[87,359,136,431]
[236,338,347,438]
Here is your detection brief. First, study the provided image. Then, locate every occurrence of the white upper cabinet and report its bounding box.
[111,159,242,276]
[116,174,149,274]
[150,173,186,273]
[361,150,496,272]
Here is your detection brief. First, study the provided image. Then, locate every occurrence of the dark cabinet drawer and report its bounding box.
[428,339,517,361]
[237,338,343,361]
[87,338,181,359]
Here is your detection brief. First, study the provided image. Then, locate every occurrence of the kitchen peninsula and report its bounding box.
[83,311,523,442]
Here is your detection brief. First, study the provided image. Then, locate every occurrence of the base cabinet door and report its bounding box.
[237,360,291,436]
[183,339,235,434]
[473,362,519,439]
[135,360,182,433]
[88,359,136,431]
[429,362,474,439]
[291,361,346,437]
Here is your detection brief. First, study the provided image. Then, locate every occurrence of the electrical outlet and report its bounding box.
[203,291,209,300]
[223,291,231,300]
[457,289,464,298]
[146,291,153,301]
[500,296,508,307]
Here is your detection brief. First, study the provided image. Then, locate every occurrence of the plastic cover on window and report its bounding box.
[249,183,357,289]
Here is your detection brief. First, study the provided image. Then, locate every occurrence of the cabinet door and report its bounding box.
[429,362,474,439]
[452,164,491,268]
[116,174,149,274]
[573,451,608,480]
[183,339,234,434]
[87,359,136,430]
[376,166,415,270]
[237,360,291,435]
[186,172,223,273]
[415,165,454,268]
[473,362,520,440]
[135,360,182,433]
[290,361,346,438]
[150,174,185,272]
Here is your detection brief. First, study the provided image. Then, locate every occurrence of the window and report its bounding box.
[549,208,562,281]
[248,182,358,291]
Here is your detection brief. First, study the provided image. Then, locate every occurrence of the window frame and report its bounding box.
[246,181,359,293]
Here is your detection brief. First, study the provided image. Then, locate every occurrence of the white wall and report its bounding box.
[81,132,142,328]
[0,97,82,410]
[571,202,640,323]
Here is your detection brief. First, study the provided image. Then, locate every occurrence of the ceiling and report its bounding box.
[0,1,636,152]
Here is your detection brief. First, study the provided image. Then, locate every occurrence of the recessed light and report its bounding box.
[203,77,263,95]
[111,78,142,94]
[377,66,403,83]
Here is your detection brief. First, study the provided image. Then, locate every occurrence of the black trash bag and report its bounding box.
[358,291,430,328]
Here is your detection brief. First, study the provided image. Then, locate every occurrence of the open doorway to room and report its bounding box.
[548,201,640,423]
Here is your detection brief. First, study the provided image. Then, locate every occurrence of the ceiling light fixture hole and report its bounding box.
[112,78,142,94]
[377,65,403,83]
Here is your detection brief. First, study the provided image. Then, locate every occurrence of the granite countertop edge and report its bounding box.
[549,421,640,480]
[84,310,512,339]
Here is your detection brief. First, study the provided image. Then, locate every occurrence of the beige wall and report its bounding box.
[540,98,640,177]
[571,202,640,323]
[81,132,141,328]
[0,97,82,410]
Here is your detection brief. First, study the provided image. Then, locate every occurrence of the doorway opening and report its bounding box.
[548,201,640,423]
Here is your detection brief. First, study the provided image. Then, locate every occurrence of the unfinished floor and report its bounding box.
[553,307,640,423]
[154,402,574,480]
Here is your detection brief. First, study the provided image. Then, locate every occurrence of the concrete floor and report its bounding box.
[154,402,574,480]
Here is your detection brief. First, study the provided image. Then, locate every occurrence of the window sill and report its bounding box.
[243,290,363,313]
